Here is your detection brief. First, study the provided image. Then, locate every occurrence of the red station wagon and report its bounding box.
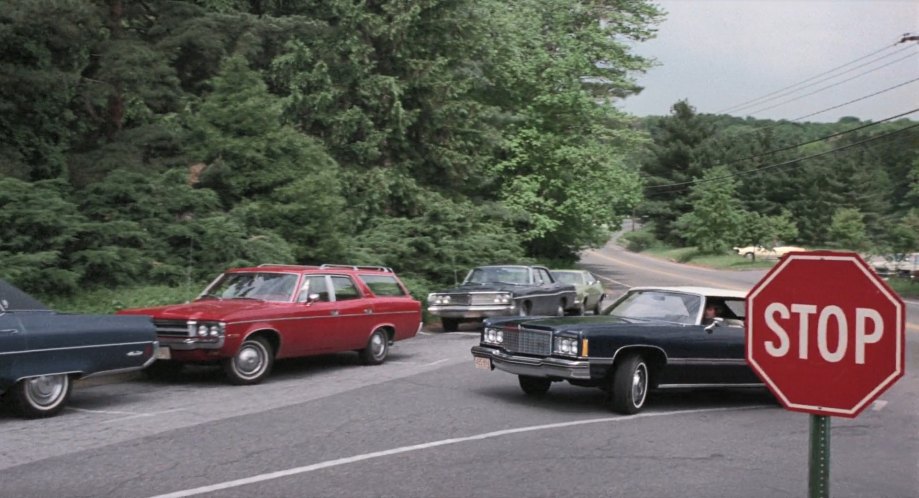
[118,264,422,384]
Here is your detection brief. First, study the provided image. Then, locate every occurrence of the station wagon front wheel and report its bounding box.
[11,374,72,418]
[609,354,649,414]
[360,329,389,365]
[224,336,273,385]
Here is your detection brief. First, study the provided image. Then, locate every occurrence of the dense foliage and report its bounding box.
[637,101,919,255]
[0,0,662,296]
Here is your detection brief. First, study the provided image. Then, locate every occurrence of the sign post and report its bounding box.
[746,251,905,497]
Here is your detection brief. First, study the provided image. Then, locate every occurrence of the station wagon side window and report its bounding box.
[331,276,362,301]
[297,276,331,303]
[359,275,407,297]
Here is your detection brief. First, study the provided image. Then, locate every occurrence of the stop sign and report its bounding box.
[746,251,905,418]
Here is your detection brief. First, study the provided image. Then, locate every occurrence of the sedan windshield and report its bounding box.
[606,290,701,325]
[202,272,298,302]
[465,267,530,285]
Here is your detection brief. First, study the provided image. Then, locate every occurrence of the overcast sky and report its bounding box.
[618,0,919,122]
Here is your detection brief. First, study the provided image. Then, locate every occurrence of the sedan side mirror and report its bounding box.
[704,317,724,333]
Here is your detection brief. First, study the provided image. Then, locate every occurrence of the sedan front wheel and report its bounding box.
[10,374,72,418]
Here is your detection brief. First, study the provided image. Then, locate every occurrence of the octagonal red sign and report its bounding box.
[746,251,905,418]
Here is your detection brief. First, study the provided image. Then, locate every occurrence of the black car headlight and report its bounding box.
[553,336,581,356]
[483,327,504,345]
[428,294,452,305]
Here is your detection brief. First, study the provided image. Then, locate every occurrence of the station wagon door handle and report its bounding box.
[0,328,19,335]
[363,308,373,314]
[330,310,339,316]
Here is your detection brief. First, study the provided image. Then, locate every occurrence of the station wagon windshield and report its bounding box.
[202,272,299,302]
[607,290,702,325]
[465,267,530,285]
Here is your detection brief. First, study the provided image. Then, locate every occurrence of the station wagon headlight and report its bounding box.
[193,322,224,340]
[554,337,579,356]
[483,327,504,344]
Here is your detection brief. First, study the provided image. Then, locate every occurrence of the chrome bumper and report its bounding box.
[471,345,591,380]
[428,305,516,319]
[157,335,225,350]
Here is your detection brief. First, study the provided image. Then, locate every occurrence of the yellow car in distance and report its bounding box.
[733,245,806,260]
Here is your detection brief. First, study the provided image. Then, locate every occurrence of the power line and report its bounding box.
[741,51,919,116]
[644,120,919,194]
[727,44,917,114]
[770,77,919,125]
[716,41,904,114]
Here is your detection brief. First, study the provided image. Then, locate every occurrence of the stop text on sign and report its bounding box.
[763,303,883,364]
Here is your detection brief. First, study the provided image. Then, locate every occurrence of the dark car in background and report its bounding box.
[471,286,761,414]
[427,265,578,331]
[0,280,158,418]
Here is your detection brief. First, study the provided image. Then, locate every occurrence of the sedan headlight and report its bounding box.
[493,293,513,304]
[554,336,580,356]
[428,294,453,305]
[483,327,504,345]
[192,321,225,341]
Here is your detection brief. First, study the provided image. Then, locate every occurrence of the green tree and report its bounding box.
[827,207,869,251]
[674,166,745,254]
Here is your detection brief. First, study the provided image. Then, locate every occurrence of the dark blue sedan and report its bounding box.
[0,280,158,418]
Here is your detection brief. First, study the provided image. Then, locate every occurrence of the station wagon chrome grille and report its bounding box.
[153,319,191,337]
[502,327,551,356]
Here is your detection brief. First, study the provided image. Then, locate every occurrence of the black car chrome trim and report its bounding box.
[610,344,669,365]
[14,371,82,383]
[0,341,158,356]
[471,345,591,380]
[666,358,748,366]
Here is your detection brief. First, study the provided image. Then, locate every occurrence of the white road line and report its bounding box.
[423,359,449,367]
[148,405,769,498]
[69,407,140,416]
[594,274,630,287]
[872,400,888,411]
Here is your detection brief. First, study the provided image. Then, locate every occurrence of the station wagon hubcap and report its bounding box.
[632,363,648,407]
[235,343,267,378]
[371,333,386,359]
[25,375,66,407]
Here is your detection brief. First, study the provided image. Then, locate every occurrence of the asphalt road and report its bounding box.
[1,241,916,498]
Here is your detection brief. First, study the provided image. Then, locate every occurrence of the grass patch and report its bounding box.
[642,246,776,270]
[40,284,203,314]
[885,277,919,299]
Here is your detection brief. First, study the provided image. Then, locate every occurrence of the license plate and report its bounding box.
[155,346,171,360]
[474,356,491,370]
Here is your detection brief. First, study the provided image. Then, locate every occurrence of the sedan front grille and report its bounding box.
[153,319,190,338]
[502,327,551,356]
[444,294,471,305]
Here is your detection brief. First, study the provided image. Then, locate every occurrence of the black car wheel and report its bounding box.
[360,329,390,365]
[517,302,531,317]
[10,374,72,418]
[609,354,649,414]
[518,375,551,396]
[441,318,460,332]
[223,336,274,385]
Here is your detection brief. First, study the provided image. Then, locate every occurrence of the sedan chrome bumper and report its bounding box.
[428,305,516,319]
[471,345,591,380]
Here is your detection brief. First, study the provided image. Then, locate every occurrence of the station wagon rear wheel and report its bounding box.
[10,374,72,418]
[223,336,273,385]
[518,375,551,396]
[360,329,389,365]
[609,354,649,414]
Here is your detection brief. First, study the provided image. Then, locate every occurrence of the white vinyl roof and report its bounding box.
[629,286,748,299]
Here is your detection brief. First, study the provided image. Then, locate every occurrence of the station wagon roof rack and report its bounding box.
[320,264,393,273]
[256,264,320,268]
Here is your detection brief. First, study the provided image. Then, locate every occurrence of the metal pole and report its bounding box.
[808,414,831,498]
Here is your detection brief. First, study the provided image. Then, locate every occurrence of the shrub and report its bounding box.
[621,231,658,252]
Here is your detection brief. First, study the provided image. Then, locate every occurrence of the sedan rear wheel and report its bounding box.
[223,336,273,385]
[518,375,551,397]
[609,354,649,414]
[11,374,72,418]
[555,302,565,317]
